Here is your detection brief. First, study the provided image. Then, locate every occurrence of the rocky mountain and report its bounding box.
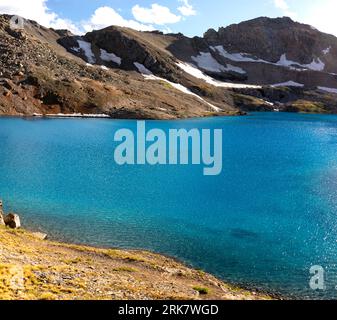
[1,14,337,119]
[203,17,337,87]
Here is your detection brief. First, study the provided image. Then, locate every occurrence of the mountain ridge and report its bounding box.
[1,14,337,118]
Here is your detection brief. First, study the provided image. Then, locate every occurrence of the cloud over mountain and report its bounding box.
[83,6,154,32]
[132,4,181,25]
[0,0,80,33]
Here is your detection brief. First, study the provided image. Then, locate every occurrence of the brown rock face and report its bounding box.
[192,17,337,89]
[204,17,337,70]
[59,26,189,84]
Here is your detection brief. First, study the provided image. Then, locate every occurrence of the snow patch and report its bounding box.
[271,81,304,87]
[226,64,246,74]
[191,52,226,73]
[262,100,274,106]
[100,49,122,66]
[134,62,222,112]
[100,65,109,71]
[77,40,96,64]
[176,62,261,89]
[276,54,301,68]
[71,47,80,53]
[323,46,331,55]
[33,113,110,118]
[317,86,337,94]
[134,62,153,75]
[191,52,246,74]
[211,46,267,63]
[276,54,325,71]
[304,58,325,71]
[212,46,326,72]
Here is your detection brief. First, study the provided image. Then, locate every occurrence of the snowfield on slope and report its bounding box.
[191,52,246,74]
[100,49,122,66]
[33,113,110,118]
[76,40,96,64]
[317,86,337,94]
[176,61,261,89]
[134,62,222,112]
[276,54,325,71]
[211,46,326,72]
[271,81,304,87]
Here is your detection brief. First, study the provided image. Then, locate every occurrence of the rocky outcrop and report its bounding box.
[200,17,337,88]
[0,200,21,229]
[3,213,21,229]
[32,232,48,240]
[204,17,337,70]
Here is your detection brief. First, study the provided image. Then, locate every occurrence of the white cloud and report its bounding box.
[132,4,181,25]
[273,0,297,19]
[274,0,288,11]
[0,1,197,36]
[178,0,196,16]
[0,0,80,34]
[82,6,154,32]
[301,0,337,36]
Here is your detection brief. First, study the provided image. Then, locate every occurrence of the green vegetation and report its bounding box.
[193,286,209,295]
[287,100,328,113]
[160,81,173,89]
[112,266,138,273]
[232,93,273,111]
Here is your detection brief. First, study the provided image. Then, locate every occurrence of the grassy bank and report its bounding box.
[0,226,272,300]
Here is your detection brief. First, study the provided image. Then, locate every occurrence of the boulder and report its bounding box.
[4,213,21,229]
[32,232,48,240]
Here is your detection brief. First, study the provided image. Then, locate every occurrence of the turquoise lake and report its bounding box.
[1,112,337,299]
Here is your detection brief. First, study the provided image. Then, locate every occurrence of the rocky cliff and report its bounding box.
[202,17,337,87]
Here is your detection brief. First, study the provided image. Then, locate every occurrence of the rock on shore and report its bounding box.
[3,213,21,229]
[0,200,21,229]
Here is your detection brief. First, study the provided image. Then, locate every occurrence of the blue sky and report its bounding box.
[0,0,336,36]
[46,0,279,35]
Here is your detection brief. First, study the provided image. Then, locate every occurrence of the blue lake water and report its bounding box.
[1,112,337,299]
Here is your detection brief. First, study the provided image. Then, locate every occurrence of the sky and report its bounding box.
[0,0,336,37]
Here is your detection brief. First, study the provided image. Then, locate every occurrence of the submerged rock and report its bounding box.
[4,213,21,229]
